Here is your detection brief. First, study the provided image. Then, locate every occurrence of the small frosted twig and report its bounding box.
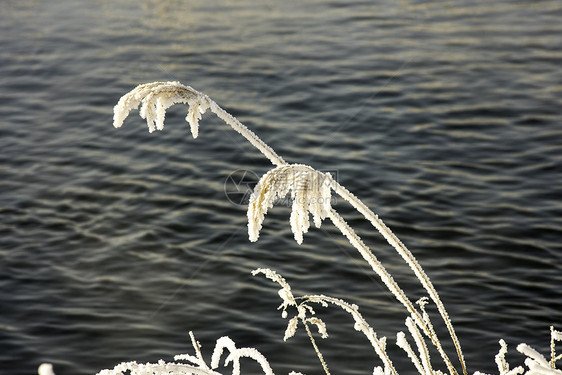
[173,331,211,370]
[397,331,425,375]
[490,339,525,375]
[253,269,330,374]
[416,297,450,372]
[551,326,562,367]
[306,317,328,339]
[251,268,297,313]
[255,269,393,374]
[303,321,331,375]
[302,294,397,375]
[519,342,562,375]
[518,343,550,368]
[552,327,562,342]
[209,336,275,375]
[496,339,510,374]
[406,317,433,375]
[524,360,562,375]
[417,297,442,348]
[517,341,562,375]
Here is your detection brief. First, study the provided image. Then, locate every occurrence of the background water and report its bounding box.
[1,0,561,374]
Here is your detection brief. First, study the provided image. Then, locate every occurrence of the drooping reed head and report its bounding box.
[247,164,333,244]
[113,81,209,138]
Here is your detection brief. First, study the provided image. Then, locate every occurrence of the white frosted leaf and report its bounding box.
[284,316,299,341]
[552,328,562,341]
[306,317,328,339]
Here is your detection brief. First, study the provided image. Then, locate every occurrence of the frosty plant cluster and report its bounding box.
[41,82,561,375]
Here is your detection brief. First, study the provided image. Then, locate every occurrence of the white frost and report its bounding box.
[247,164,333,244]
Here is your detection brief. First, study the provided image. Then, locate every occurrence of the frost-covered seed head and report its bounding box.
[248,164,333,244]
[113,81,209,138]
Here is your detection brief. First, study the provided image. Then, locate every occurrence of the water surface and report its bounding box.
[1,1,561,374]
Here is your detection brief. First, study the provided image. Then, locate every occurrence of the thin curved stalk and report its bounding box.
[330,180,467,375]
[327,208,458,375]
[303,322,331,375]
[301,294,398,375]
[207,100,286,167]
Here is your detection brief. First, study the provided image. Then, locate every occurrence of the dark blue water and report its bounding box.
[1,1,561,374]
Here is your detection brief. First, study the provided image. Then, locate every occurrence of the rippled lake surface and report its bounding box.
[1,1,561,374]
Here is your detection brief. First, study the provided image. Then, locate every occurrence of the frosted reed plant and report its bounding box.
[41,82,561,375]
